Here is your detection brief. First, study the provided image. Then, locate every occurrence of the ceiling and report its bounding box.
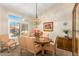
[0,3,75,18]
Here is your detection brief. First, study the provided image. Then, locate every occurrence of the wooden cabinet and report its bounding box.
[57,37,64,49]
[57,36,77,52]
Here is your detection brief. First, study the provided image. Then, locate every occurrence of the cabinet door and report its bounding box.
[57,37,64,49]
[65,39,72,51]
[64,38,69,50]
[62,37,72,51]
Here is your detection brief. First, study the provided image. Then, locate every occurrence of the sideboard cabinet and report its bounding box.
[57,36,77,52]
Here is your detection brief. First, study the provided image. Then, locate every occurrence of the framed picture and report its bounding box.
[43,22,53,31]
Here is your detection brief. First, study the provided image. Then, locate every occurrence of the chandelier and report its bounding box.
[33,3,40,25]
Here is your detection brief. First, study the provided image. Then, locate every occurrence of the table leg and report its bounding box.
[8,47,10,53]
[0,46,3,52]
[41,44,44,55]
[42,48,44,55]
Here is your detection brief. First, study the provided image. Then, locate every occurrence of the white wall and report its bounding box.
[37,10,72,41]
[0,4,73,41]
[0,6,33,35]
[0,7,8,35]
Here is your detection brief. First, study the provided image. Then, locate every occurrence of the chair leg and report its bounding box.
[54,50,56,56]
[7,47,10,53]
[20,48,22,55]
[54,47,57,56]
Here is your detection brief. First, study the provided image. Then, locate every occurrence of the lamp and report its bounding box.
[33,3,40,26]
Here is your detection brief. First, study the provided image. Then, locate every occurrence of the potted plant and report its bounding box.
[63,29,69,37]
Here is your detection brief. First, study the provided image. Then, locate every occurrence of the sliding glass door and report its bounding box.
[8,15,22,44]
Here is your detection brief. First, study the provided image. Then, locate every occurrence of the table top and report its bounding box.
[35,37,53,44]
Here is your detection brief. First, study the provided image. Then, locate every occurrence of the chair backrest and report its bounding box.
[50,36,58,49]
[19,36,36,53]
[19,36,27,49]
[0,34,9,42]
[25,37,35,53]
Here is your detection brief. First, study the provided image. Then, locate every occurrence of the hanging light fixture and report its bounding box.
[33,3,40,25]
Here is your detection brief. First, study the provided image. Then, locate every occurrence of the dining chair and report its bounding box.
[19,36,27,55]
[19,36,42,56]
[0,34,17,52]
[43,37,58,55]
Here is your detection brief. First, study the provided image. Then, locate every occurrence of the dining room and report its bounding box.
[0,3,78,56]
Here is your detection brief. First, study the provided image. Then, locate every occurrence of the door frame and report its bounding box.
[72,3,78,56]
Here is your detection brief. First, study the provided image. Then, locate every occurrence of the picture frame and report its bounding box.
[43,22,53,31]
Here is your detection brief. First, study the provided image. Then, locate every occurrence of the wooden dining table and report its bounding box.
[35,37,52,55]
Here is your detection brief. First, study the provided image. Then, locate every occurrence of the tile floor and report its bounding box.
[0,46,72,56]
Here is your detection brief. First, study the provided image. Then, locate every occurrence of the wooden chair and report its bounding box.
[0,35,16,52]
[19,36,27,55]
[19,36,42,56]
[43,37,58,55]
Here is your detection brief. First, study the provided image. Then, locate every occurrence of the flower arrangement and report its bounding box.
[31,29,43,38]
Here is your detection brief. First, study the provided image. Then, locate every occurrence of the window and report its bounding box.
[8,15,22,39]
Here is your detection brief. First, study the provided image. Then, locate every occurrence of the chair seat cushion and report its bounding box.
[4,40,16,47]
